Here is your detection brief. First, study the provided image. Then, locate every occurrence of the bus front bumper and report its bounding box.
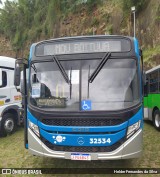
[28,128,142,160]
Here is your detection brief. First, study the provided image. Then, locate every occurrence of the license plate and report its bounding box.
[71,153,91,161]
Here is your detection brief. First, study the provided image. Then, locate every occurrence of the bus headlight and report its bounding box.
[127,120,141,138]
[28,120,40,137]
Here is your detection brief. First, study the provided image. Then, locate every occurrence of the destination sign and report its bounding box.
[37,98,66,108]
[35,39,131,56]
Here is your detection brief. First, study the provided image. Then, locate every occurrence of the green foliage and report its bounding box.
[143,45,160,62]
[0,0,103,54]
[155,4,160,23]
[91,17,99,26]
[0,0,150,57]
[76,0,101,6]
[108,25,113,34]
[85,0,102,13]
[122,0,149,14]
[105,24,113,35]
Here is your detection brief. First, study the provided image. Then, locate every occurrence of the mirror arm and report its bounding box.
[15,86,26,95]
[15,86,20,93]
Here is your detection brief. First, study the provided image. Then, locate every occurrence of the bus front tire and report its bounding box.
[153,110,160,131]
[0,113,17,137]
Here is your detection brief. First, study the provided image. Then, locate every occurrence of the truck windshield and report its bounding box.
[29,58,140,111]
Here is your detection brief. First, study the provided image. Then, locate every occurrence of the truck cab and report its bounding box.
[0,56,23,136]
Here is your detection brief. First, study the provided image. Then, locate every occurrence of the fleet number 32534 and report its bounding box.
[89,138,111,144]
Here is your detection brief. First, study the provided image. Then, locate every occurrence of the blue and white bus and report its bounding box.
[14,35,143,160]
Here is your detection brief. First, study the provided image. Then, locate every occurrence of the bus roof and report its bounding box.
[146,65,160,74]
[0,56,16,69]
[34,35,135,45]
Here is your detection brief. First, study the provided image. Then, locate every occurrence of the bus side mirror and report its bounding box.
[14,61,21,86]
[0,69,2,86]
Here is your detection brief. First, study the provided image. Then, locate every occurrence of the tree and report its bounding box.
[122,0,149,14]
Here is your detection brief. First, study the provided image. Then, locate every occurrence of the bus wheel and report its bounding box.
[0,113,17,137]
[153,110,160,131]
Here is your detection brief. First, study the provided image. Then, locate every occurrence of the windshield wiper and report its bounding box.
[51,55,70,84]
[88,52,111,83]
[31,63,37,73]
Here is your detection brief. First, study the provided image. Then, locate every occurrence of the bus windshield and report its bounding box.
[29,58,140,111]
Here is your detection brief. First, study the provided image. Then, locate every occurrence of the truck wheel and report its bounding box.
[153,110,160,131]
[0,113,17,137]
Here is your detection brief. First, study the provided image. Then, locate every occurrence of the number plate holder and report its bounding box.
[71,153,91,161]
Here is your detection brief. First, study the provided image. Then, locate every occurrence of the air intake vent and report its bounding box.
[42,118,123,126]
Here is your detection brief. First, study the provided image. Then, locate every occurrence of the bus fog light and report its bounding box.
[127,120,141,138]
[28,120,39,137]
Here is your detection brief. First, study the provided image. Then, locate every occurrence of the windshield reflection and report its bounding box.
[29,59,140,111]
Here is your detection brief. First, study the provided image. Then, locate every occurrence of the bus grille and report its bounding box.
[41,137,125,152]
[41,118,123,126]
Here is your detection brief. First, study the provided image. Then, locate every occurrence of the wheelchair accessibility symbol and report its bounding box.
[81,100,91,110]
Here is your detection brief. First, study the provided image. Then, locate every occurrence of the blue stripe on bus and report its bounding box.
[27,107,143,132]
[40,128,126,147]
[25,144,28,149]
[128,107,143,126]
[29,44,34,62]
[134,38,142,101]
[134,38,139,59]
[27,110,38,125]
